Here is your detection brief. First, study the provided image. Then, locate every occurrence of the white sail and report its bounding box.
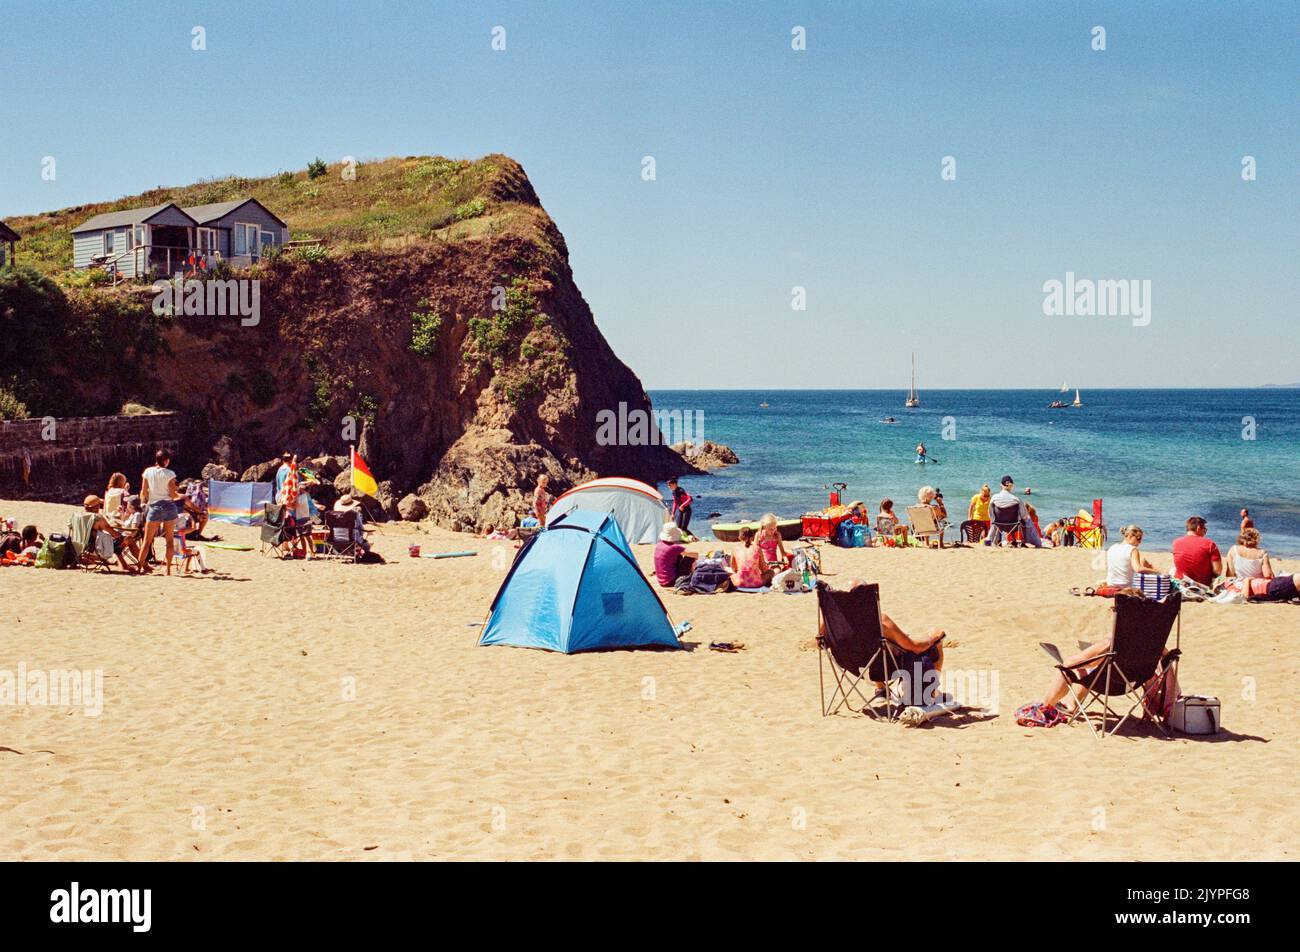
[905,353,920,407]
[1072,389,1082,407]
[1060,381,1068,392]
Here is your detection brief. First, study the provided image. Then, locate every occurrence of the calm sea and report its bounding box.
[648,389,1300,556]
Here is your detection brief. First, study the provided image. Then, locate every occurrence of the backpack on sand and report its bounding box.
[35,533,77,569]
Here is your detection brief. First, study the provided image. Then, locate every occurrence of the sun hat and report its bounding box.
[659,523,682,543]
[83,494,104,509]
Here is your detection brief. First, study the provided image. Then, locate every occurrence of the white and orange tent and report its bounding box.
[545,477,668,544]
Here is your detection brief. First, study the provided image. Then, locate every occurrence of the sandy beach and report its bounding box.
[2,497,1296,861]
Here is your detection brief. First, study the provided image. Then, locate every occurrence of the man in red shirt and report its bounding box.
[1171,515,1222,586]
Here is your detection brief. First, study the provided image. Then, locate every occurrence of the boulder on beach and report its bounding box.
[670,440,739,471]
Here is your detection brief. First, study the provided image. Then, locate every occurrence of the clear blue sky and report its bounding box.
[2,1,1295,388]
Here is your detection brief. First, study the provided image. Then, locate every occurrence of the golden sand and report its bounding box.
[2,498,1295,860]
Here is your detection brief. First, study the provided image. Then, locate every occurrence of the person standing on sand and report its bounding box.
[968,484,992,528]
[533,474,553,525]
[667,477,693,533]
[139,449,181,575]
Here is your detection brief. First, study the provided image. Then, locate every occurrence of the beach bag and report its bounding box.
[1169,696,1220,734]
[835,520,868,548]
[1142,654,1180,722]
[35,533,76,569]
[678,561,732,594]
[790,546,821,577]
[771,567,807,594]
[1137,572,1172,601]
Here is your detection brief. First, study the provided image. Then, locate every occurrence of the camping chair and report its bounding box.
[988,504,1024,547]
[1067,498,1108,549]
[321,510,364,562]
[259,503,293,557]
[906,505,947,548]
[817,582,942,720]
[1040,592,1182,738]
[68,511,114,572]
[959,519,987,543]
[875,514,907,545]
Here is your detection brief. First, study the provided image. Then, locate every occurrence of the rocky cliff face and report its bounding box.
[15,156,686,528]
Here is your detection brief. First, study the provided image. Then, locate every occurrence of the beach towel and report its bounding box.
[1015,702,1070,728]
[734,585,771,594]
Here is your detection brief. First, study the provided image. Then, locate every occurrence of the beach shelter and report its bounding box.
[480,509,682,653]
[208,479,274,526]
[545,477,668,544]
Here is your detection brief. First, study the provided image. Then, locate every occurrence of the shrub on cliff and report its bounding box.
[408,300,443,357]
[0,383,29,420]
[0,265,69,408]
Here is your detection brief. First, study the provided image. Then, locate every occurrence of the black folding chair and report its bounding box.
[959,519,987,543]
[988,504,1024,547]
[1040,592,1182,738]
[259,503,292,557]
[817,582,943,719]
[321,510,364,562]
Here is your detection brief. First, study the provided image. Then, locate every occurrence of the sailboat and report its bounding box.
[905,353,920,408]
[1072,388,1082,408]
[1060,381,1069,393]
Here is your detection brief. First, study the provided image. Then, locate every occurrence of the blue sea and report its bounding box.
[648,389,1300,556]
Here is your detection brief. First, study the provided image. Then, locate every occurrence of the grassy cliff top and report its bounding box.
[6,154,540,276]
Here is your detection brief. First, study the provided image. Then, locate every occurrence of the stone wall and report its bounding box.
[0,413,184,501]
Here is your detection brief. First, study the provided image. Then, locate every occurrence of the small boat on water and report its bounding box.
[1060,381,1069,393]
[759,401,769,408]
[711,518,802,543]
[1047,400,1068,409]
[905,353,920,408]
[1072,388,1082,408]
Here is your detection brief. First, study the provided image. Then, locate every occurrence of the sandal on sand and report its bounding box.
[1069,586,1097,597]
[708,641,746,653]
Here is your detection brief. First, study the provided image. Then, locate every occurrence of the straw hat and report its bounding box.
[83,494,104,510]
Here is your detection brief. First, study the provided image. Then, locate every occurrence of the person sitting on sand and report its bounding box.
[819,578,947,701]
[1171,515,1222,587]
[1,525,43,565]
[481,523,519,541]
[755,513,789,568]
[1025,503,1051,547]
[333,494,373,556]
[729,525,773,588]
[1104,525,1156,590]
[876,498,908,544]
[1221,528,1298,602]
[654,523,698,588]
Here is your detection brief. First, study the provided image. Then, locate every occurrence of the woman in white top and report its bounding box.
[1223,527,1272,580]
[1105,525,1156,588]
[139,449,180,575]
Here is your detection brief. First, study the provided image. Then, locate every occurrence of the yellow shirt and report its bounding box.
[970,494,990,521]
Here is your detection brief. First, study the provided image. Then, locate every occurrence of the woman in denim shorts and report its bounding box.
[139,448,180,575]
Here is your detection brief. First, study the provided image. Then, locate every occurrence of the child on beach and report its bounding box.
[755,513,788,568]
[876,499,908,545]
[533,475,553,524]
[667,478,692,533]
[729,525,773,589]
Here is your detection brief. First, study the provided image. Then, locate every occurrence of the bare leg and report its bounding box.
[1042,638,1111,707]
[162,519,176,576]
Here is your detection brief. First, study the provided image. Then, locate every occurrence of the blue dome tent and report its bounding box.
[479,509,683,653]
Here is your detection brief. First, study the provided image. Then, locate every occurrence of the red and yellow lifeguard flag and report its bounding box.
[351,447,379,497]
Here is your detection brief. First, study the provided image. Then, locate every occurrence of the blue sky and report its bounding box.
[1,1,1295,388]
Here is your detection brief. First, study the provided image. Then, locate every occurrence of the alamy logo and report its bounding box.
[1042,272,1151,326]
[152,275,261,327]
[50,883,151,932]
[0,663,102,716]
[595,402,703,446]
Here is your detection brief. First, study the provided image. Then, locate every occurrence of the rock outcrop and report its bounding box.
[671,440,740,471]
